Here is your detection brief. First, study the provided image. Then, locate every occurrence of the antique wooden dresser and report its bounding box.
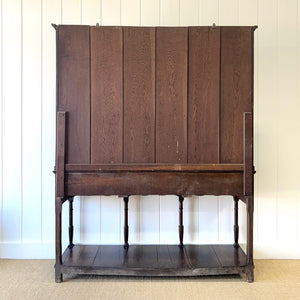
[54,24,257,282]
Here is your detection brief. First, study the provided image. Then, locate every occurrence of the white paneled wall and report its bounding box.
[0,0,300,259]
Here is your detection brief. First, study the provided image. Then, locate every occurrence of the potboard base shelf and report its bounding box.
[61,244,250,278]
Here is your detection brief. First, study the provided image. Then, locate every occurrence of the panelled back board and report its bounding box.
[57,26,253,165]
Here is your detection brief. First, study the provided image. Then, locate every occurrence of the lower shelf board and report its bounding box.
[61,244,248,277]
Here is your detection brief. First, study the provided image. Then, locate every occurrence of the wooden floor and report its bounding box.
[61,244,247,277]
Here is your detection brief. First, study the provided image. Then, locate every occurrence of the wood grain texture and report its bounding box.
[65,163,244,172]
[188,27,220,163]
[91,26,123,163]
[124,27,155,163]
[57,25,90,163]
[156,27,188,163]
[65,172,244,196]
[55,112,66,197]
[220,27,253,163]
[244,112,253,196]
[61,244,249,276]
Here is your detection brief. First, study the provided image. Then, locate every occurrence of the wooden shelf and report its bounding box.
[61,244,248,277]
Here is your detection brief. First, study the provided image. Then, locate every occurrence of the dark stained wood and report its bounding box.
[188,27,220,163]
[244,112,253,196]
[57,26,90,164]
[65,163,244,172]
[55,198,62,283]
[156,27,188,163]
[184,245,221,268]
[55,112,66,197]
[61,244,249,277]
[55,26,256,282]
[123,196,129,248]
[212,244,247,267]
[93,245,123,268]
[167,245,189,268]
[90,26,123,163]
[68,197,74,248]
[233,196,239,247]
[63,244,99,267]
[220,27,253,163]
[123,245,159,268]
[246,195,254,282]
[178,196,184,247]
[66,172,244,196]
[124,27,155,163]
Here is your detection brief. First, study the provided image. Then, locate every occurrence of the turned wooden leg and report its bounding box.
[233,196,239,248]
[123,196,129,249]
[68,197,74,249]
[246,196,254,282]
[178,196,184,248]
[55,197,63,283]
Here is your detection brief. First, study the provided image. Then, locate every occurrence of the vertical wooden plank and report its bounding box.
[80,0,102,246]
[256,0,278,243]
[199,0,219,25]
[100,1,122,246]
[160,0,179,25]
[90,26,123,163]
[220,27,253,163]
[156,27,188,163]
[124,27,155,163]
[60,3,85,246]
[41,0,60,244]
[180,0,199,26]
[57,25,90,164]
[141,0,159,25]
[158,6,182,245]
[121,0,140,25]
[188,27,220,163]
[2,0,22,242]
[277,0,298,243]
[140,0,160,245]
[102,0,121,25]
[22,0,42,242]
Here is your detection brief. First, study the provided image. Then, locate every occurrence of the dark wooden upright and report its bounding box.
[54,25,257,283]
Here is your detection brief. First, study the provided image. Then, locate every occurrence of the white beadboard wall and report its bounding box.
[0,0,299,259]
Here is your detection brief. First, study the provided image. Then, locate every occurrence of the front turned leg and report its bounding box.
[178,196,184,248]
[233,196,239,248]
[68,197,74,249]
[55,197,63,283]
[246,196,254,282]
[123,196,129,249]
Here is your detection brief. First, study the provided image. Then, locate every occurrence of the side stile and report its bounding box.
[55,111,66,283]
[244,111,254,282]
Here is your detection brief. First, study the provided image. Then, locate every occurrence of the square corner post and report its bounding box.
[244,112,254,282]
[55,111,67,283]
